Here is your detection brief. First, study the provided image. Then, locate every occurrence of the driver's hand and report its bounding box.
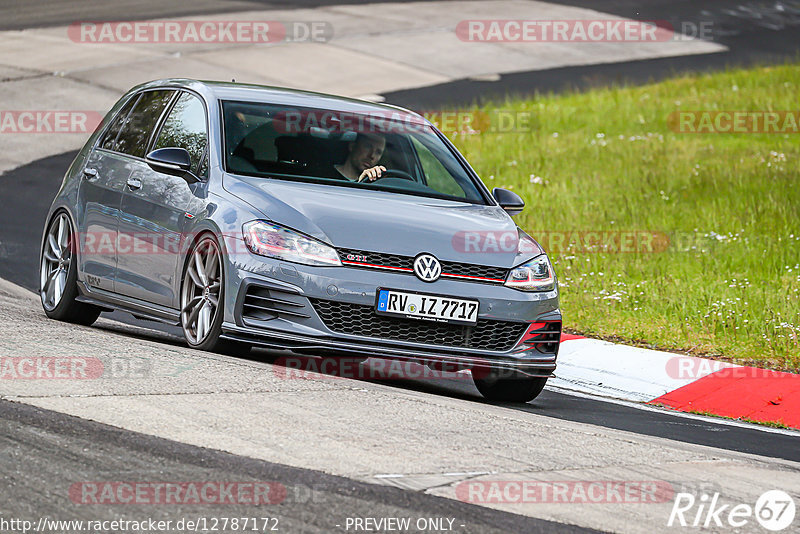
[357,166,386,182]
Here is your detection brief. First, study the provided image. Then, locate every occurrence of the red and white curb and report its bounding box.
[554,334,800,430]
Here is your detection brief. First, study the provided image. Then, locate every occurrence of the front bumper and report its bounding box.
[220,254,562,377]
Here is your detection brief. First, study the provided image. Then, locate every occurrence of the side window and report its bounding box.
[115,90,175,158]
[153,92,208,176]
[99,94,139,151]
[410,136,465,198]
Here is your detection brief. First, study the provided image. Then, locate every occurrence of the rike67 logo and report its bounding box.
[669,490,796,531]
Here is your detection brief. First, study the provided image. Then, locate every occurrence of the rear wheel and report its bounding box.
[473,368,548,403]
[40,212,101,325]
[180,235,249,355]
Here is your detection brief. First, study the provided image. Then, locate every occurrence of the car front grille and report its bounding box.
[337,248,508,284]
[310,298,527,352]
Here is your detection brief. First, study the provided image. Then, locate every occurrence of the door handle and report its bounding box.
[126,178,142,191]
[83,167,97,178]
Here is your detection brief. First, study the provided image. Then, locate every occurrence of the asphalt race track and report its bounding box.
[2,1,800,533]
[384,0,800,108]
[0,0,463,31]
[4,0,797,108]
[1,150,799,501]
[0,400,596,534]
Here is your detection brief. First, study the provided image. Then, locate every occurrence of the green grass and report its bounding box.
[441,63,800,370]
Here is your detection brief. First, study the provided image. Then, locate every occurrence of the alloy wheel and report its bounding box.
[40,213,72,311]
[181,238,222,345]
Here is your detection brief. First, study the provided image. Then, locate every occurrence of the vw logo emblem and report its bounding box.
[413,254,441,282]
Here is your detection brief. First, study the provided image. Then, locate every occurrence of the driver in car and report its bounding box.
[334,133,386,182]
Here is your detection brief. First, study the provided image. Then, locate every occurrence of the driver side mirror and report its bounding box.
[146,147,198,183]
[492,187,525,216]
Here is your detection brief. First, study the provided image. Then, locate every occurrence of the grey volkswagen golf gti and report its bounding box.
[39,79,561,402]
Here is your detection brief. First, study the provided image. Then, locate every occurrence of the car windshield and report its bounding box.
[222,100,486,203]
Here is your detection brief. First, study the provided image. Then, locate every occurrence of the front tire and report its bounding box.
[39,212,101,326]
[473,368,548,402]
[180,234,249,355]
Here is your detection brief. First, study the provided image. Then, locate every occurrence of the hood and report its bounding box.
[223,175,542,267]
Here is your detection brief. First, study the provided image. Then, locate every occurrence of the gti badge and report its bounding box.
[413,254,442,282]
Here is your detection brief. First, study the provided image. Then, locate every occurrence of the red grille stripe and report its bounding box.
[342,260,505,283]
[341,261,413,272]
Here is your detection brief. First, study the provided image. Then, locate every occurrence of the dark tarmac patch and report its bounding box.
[0,399,600,533]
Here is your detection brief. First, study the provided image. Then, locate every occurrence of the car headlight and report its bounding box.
[505,255,555,291]
[242,221,341,266]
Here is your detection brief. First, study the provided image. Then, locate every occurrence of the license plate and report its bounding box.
[375,289,479,325]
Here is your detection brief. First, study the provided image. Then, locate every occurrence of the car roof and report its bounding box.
[130,78,427,122]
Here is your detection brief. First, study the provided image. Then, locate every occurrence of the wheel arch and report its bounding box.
[179,226,225,286]
[177,222,233,310]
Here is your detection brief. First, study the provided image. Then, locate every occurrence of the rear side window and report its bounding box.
[99,95,139,151]
[153,92,208,176]
[114,90,175,158]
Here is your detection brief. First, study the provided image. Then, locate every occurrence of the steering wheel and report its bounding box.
[371,169,416,181]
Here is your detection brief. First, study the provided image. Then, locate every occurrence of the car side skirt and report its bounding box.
[76,282,181,325]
